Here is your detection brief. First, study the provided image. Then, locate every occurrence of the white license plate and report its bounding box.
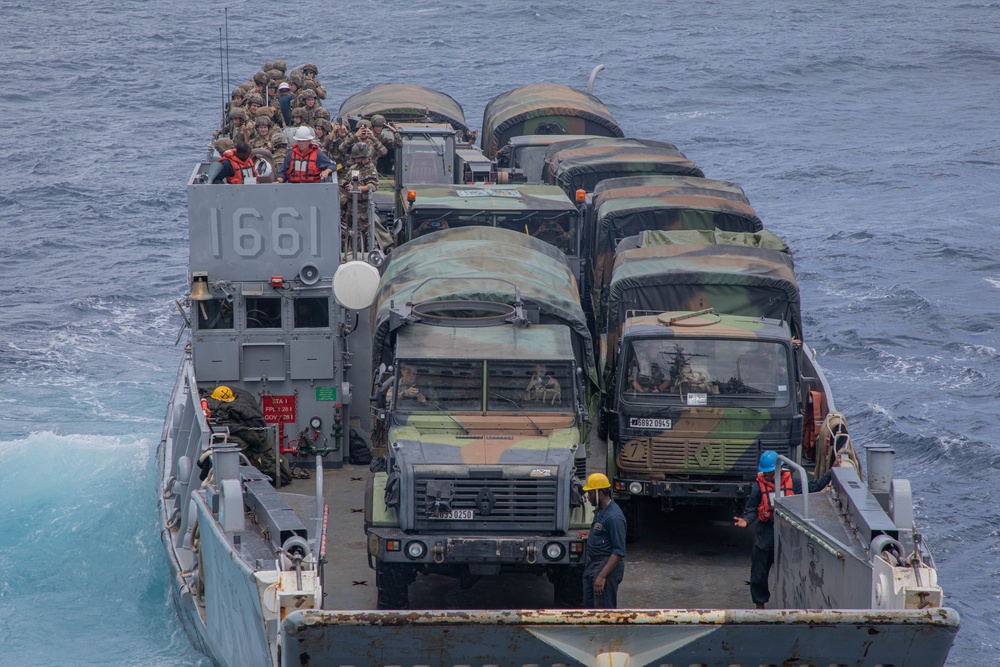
[629,418,672,429]
[433,509,474,520]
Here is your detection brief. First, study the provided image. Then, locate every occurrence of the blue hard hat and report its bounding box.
[758,450,778,473]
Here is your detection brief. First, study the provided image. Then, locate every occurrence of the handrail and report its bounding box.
[778,454,810,521]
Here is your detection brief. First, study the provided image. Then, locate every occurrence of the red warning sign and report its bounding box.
[261,395,296,423]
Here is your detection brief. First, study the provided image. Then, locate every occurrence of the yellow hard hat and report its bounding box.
[210,385,235,402]
[582,472,611,491]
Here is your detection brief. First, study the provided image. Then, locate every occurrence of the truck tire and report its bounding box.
[551,565,585,608]
[375,560,410,610]
[623,498,640,544]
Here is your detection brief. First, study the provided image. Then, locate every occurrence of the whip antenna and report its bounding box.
[219,27,225,125]
[224,8,231,94]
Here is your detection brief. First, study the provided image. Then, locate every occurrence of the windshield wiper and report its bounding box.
[396,400,469,434]
[489,392,544,435]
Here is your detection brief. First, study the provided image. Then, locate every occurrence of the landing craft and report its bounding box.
[159,64,958,667]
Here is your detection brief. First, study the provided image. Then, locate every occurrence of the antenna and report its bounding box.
[224,8,231,94]
[218,27,225,124]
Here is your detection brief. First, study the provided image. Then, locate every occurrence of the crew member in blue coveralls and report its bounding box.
[577,472,626,608]
[734,450,831,608]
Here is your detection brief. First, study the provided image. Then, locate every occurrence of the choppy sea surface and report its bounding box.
[1,1,998,664]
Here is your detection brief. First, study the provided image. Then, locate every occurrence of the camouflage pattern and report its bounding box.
[605,241,801,341]
[339,159,379,227]
[403,184,580,253]
[544,138,704,195]
[587,175,767,318]
[481,84,624,159]
[605,312,800,492]
[338,132,387,164]
[338,83,470,133]
[373,227,593,368]
[289,107,311,127]
[250,124,275,150]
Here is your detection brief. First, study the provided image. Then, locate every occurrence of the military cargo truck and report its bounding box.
[599,230,834,520]
[480,83,624,160]
[366,227,595,609]
[495,135,598,184]
[399,183,585,287]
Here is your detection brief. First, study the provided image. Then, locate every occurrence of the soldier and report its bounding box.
[339,119,387,166]
[311,107,331,123]
[339,142,380,242]
[250,115,275,150]
[386,364,435,406]
[313,119,334,154]
[204,385,292,486]
[301,62,320,86]
[326,120,351,167]
[214,137,235,156]
[217,106,251,143]
[523,363,561,403]
[289,106,310,129]
[273,59,287,75]
[734,451,832,608]
[371,114,403,151]
[245,93,263,120]
[298,88,322,116]
[252,71,268,97]
[269,132,288,168]
[276,126,336,184]
[577,473,627,609]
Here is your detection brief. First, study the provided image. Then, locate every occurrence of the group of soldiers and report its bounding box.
[212,59,405,248]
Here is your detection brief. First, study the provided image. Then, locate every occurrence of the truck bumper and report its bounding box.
[367,528,585,566]
[612,477,753,501]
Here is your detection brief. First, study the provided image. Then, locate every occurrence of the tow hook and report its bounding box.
[526,544,538,564]
[433,541,445,564]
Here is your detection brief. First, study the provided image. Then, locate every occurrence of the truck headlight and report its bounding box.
[405,541,427,560]
[544,542,564,561]
[628,481,643,495]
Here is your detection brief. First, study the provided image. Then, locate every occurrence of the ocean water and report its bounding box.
[1,0,998,664]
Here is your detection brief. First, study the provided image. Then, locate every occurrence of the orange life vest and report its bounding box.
[756,470,793,523]
[287,142,321,183]
[220,149,256,184]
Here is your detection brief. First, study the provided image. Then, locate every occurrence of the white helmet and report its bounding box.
[293,126,315,142]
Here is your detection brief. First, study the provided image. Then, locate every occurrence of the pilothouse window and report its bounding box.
[245,297,282,329]
[294,297,329,328]
[196,298,234,330]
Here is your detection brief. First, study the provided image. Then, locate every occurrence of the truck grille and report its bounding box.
[413,477,558,532]
[648,439,754,473]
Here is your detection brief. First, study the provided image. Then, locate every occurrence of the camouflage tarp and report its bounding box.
[338,84,469,133]
[481,84,624,159]
[409,184,577,213]
[618,229,792,260]
[605,243,801,339]
[544,138,704,194]
[587,175,765,316]
[372,227,593,367]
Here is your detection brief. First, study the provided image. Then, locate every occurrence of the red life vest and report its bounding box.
[756,470,793,523]
[220,149,256,184]
[287,142,321,183]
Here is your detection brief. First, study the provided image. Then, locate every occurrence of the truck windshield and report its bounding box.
[411,210,578,256]
[488,361,574,411]
[621,338,791,408]
[401,136,451,185]
[392,359,573,413]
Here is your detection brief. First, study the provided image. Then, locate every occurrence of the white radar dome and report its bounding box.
[332,260,380,310]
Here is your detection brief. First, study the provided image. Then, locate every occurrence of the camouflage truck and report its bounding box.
[599,230,834,525]
[544,137,704,196]
[399,183,586,287]
[480,83,624,161]
[366,227,596,609]
[587,175,764,322]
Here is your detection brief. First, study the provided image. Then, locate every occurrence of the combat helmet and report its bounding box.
[371,114,386,126]
[262,61,274,73]
[230,88,245,101]
[270,133,288,148]
[300,88,317,100]
[255,115,273,127]
[314,118,333,133]
[351,142,372,159]
[228,106,248,121]
[215,137,235,153]
[267,68,283,81]
[290,106,308,121]
[356,119,372,130]
[289,73,303,87]
[311,107,330,121]
[247,93,264,107]
[273,59,287,73]
[302,63,318,76]
[253,71,268,86]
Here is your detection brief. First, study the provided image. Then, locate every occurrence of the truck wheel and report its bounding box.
[623,498,640,544]
[551,565,584,608]
[375,560,410,610]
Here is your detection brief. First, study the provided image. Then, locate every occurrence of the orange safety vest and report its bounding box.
[287,142,321,183]
[220,149,256,184]
[756,470,793,523]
